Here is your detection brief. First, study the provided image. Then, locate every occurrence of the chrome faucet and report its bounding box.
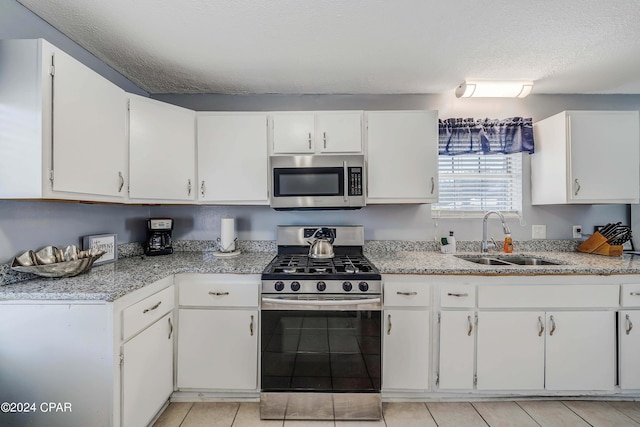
[482,210,511,252]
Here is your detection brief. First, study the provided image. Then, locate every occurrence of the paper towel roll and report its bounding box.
[220,218,236,252]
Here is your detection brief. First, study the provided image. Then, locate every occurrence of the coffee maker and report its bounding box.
[145,218,174,256]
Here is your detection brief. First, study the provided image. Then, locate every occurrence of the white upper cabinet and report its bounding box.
[271,111,363,154]
[366,110,439,204]
[197,113,269,204]
[0,38,127,202]
[531,110,640,204]
[128,95,196,202]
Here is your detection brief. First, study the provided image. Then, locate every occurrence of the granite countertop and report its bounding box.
[2,249,640,301]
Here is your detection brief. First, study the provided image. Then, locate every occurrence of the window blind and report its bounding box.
[432,153,522,216]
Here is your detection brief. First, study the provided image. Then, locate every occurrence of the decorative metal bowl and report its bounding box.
[11,246,106,278]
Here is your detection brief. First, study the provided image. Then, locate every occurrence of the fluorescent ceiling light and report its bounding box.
[455,80,534,98]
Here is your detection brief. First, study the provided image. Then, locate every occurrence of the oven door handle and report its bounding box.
[261,297,381,306]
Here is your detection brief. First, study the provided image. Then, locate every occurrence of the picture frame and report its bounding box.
[82,234,117,265]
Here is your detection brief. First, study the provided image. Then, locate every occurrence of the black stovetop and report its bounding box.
[262,252,381,281]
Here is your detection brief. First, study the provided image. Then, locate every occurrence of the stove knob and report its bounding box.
[358,282,369,292]
[342,281,353,292]
[317,281,327,291]
[274,281,285,292]
[291,281,301,292]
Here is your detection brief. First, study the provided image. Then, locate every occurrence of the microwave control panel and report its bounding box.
[348,167,363,196]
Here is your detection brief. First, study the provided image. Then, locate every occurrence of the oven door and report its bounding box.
[260,295,381,420]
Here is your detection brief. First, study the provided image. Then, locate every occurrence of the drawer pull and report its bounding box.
[168,317,173,339]
[538,316,545,337]
[549,315,556,336]
[467,315,473,336]
[631,292,640,296]
[387,314,392,335]
[447,292,469,297]
[209,291,230,296]
[143,301,162,314]
[626,314,634,335]
[250,315,254,336]
[397,291,418,296]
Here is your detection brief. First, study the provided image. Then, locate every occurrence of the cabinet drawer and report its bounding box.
[478,284,619,308]
[621,284,640,307]
[179,277,258,308]
[440,285,475,308]
[384,279,430,307]
[122,286,174,341]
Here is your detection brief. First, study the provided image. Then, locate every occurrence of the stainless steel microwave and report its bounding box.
[269,154,366,210]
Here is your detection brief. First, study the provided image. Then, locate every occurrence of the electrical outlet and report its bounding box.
[573,225,582,239]
[532,225,547,239]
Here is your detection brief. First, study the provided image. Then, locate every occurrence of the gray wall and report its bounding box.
[0,0,636,263]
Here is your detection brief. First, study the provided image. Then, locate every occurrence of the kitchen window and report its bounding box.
[432,152,523,217]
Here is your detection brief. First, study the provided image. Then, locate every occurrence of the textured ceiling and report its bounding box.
[16,0,640,95]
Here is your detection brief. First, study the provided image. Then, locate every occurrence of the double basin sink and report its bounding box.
[455,254,563,266]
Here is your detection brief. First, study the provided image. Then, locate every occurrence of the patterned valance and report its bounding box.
[438,117,534,155]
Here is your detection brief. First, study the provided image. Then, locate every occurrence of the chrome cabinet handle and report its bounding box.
[549,315,556,336]
[447,292,468,297]
[467,315,473,336]
[200,180,205,198]
[574,178,580,196]
[431,177,435,194]
[250,315,254,336]
[188,179,192,196]
[538,316,545,337]
[387,314,392,335]
[626,314,634,335]
[397,291,418,296]
[143,301,161,314]
[631,292,640,296]
[308,132,312,149]
[168,317,173,339]
[208,291,229,296]
[118,171,124,192]
[323,131,327,149]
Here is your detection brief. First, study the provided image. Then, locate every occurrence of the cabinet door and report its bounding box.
[52,48,127,198]
[177,309,258,390]
[198,113,268,203]
[316,112,362,153]
[545,311,615,390]
[476,311,545,390]
[129,95,196,201]
[382,309,430,390]
[366,111,438,203]
[438,311,475,390]
[122,313,174,427]
[272,113,315,154]
[569,111,640,203]
[619,310,640,389]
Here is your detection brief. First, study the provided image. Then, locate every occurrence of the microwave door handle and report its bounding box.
[343,161,348,202]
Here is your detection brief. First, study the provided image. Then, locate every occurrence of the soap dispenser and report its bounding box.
[448,231,456,253]
[503,233,513,253]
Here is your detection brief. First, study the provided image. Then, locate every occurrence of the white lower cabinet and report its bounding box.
[176,274,259,391]
[619,309,640,389]
[476,310,615,391]
[121,312,174,427]
[476,311,545,390]
[177,309,257,390]
[382,276,430,391]
[438,311,476,390]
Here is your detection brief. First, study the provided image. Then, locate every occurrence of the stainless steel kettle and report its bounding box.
[307,227,335,259]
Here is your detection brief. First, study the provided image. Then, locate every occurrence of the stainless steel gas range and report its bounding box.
[260,225,382,421]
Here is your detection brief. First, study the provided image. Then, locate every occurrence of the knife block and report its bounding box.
[577,232,623,256]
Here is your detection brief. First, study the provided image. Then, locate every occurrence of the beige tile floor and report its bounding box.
[153,400,640,427]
